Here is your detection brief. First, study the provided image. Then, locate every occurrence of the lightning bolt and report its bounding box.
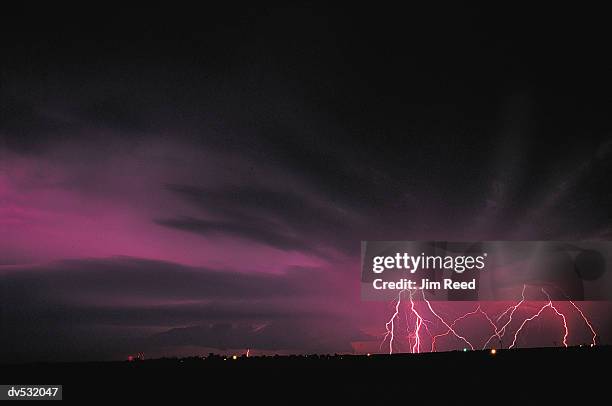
[509,301,552,348]
[430,304,480,352]
[380,285,598,354]
[568,300,597,346]
[407,289,431,353]
[544,289,569,348]
[482,284,526,349]
[381,290,403,354]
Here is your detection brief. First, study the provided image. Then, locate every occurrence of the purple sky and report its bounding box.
[2,133,611,362]
[1,10,611,362]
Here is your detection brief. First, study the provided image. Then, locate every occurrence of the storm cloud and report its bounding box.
[0,257,367,362]
[1,8,612,363]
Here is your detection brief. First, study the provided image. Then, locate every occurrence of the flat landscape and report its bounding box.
[3,346,608,401]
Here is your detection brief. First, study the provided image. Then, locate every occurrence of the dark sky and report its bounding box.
[1,5,611,362]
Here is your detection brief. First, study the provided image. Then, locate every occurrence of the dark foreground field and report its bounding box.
[2,346,609,401]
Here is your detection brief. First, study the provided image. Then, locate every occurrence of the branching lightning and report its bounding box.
[380,284,598,354]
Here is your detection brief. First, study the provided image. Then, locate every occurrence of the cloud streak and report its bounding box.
[0,256,366,362]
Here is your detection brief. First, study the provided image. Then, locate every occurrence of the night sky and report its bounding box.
[1,6,611,362]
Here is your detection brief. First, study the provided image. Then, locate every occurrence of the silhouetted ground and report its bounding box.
[2,346,609,401]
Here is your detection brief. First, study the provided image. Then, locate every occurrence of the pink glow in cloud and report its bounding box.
[0,142,334,272]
